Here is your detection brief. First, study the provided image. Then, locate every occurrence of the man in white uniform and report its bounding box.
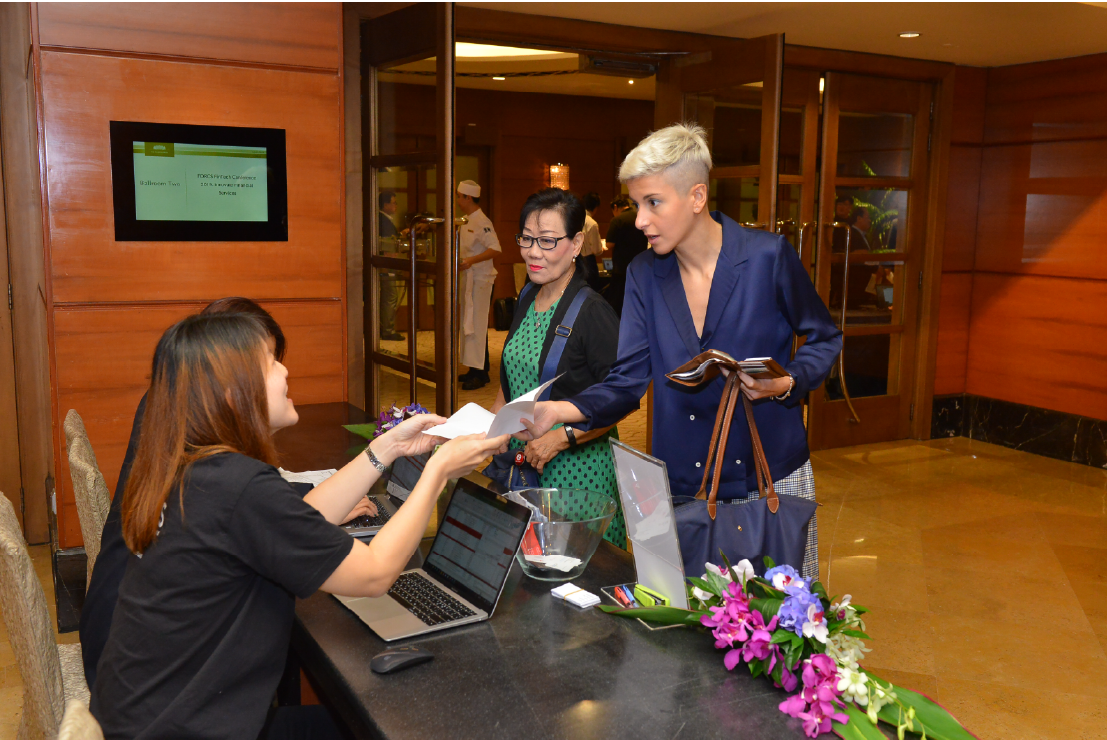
[576,191,603,288]
[456,180,501,390]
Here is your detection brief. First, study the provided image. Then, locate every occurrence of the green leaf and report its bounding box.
[687,576,717,596]
[770,630,793,645]
[866,673,976,740]
[812,581,830,601]
[762,554,777,570]
[832,704,887,740]
[749,660,764,678]
[343,423,378,440]
[843,629,872,640]
[751,597,783,619]
[747,579,783,599]
[853,605,870,615]
[706,570,731,595]
[595,604,706,626]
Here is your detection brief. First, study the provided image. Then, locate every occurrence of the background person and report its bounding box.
[457,180,501,390]
[575,191,603,288]
[492,188,628,548]
[378,190,406,342]
[90,312,507,739]
[519,124,842,580]
[78,297,377,690]
[604,196,649,317]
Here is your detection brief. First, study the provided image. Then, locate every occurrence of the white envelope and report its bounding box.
[424,376,561,439]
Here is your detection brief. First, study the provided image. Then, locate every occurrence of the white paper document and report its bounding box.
[524,554,582,572]
[424,376,560,439]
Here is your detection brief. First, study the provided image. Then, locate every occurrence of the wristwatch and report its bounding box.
[366,444,389,474]
[564,426,578,449]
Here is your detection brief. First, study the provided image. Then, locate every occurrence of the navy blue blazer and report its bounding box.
[570,212,842,500]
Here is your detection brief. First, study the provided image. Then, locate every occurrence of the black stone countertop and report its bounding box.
[280,403,812,740]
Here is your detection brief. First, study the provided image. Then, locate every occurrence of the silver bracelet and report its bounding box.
[366,444,389,474]
[774,374,796,402]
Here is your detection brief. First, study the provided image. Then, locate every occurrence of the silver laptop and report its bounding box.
[341,494,401,539]
[336,478,532,641]
[609,439,690,609]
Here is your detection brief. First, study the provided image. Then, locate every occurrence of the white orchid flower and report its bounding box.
[837,667,869,705]
[733,559,755,585]
[704,562,733,583]
[691,584,714,603]
[802,603,829,643]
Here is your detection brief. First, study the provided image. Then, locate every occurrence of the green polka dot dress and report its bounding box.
[503,298,627,549]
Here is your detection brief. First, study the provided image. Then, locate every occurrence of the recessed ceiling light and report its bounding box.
[628,80,635,85]
[899,32,921,38]
[492,76,506,81]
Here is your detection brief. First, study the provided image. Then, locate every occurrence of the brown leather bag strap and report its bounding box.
[695,372,738,504]
[742,393,779,514]
[706,374,742,520]
[695,372,739,511]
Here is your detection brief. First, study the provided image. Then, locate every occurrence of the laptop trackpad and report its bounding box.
[344,595,424,639]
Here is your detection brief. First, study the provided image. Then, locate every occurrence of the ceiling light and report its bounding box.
[819,78,824,93]
[456,42,562,59]
[493,76,506,81]
[628,80,634,85]
[899,32,921,38]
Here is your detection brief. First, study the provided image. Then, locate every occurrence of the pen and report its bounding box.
[612,586,630,607]
[619,585,639,607]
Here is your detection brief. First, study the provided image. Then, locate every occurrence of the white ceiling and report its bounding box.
[459,2,1107,67]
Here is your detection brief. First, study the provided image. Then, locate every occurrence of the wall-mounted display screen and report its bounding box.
[110,121,287,241]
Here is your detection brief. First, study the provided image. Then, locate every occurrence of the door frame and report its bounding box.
[343,7,955,440]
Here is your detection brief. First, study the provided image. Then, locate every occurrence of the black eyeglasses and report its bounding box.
[515,234,570,251]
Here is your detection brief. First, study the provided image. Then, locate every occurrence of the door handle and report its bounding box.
[826,222,860,425]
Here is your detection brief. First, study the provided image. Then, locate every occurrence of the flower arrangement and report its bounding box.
[343,402,429,442]
[599,556,975,740]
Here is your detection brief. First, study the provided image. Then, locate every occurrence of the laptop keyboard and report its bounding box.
[387,572,476,626]
[346,500,391,529]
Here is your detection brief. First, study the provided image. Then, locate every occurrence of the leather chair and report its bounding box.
[0,493,89,739]
[63,410,111,586]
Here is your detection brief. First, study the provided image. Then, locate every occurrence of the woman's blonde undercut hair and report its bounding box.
[618,123,713,193]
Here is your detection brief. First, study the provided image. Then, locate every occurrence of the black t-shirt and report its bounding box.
[90,452,353,740]
[605,208,648,276]
[80,393,145,689]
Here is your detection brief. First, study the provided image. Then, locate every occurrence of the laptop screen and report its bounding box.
[423,479,531,613]
[387,452,430,500]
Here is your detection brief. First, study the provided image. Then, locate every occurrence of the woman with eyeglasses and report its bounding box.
[490,188,628,548]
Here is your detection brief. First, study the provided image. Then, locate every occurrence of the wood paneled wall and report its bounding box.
[382,82,654,300]
[934,66,986,396]
[933,53,1107,420]
[35,3,346,548]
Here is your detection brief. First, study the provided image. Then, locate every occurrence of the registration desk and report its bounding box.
[277,404,807,739]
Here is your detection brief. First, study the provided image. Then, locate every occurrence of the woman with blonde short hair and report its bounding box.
[521,124,842,579]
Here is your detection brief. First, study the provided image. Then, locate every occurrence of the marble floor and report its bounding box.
[3,340,1103,737]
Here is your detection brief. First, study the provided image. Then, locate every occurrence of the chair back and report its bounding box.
[0,493,64,738]
[58,700,104,740]
[63,410,112,584]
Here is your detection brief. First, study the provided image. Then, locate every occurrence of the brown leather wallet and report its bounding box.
[666,351,779,519]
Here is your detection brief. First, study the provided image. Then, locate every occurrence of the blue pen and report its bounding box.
[619,585,639,607]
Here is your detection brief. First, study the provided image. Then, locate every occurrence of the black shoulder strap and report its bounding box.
[538,286,595,401]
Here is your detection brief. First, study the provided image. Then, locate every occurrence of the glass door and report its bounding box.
[807,72,934,448]
[655,34,785,230]
[364,4,456,416]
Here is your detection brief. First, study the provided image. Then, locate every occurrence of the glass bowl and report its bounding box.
[509,488,617,581]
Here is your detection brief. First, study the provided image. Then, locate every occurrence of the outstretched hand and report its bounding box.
[431,433,511,480]
[375,413,449,463]
[516,402,561,442]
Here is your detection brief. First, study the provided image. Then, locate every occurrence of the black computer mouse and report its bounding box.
[370,646,434,675]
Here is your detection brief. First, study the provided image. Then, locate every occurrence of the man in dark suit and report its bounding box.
[603,196,649,316]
